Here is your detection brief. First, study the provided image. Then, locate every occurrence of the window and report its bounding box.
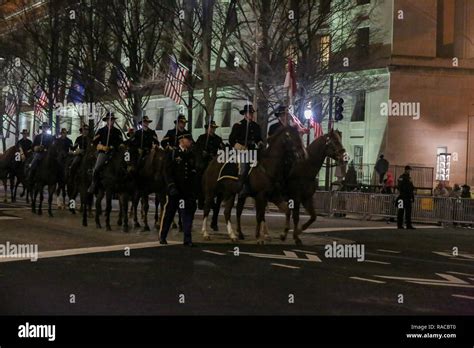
[436,0,455,58]
[356,27,370,57]
[226,51,237,69]
[194,105,204,129]
[155,108,164,131]
[357,0,370,5]
[319,35,331,67]
[354,145,364,181]
[221,102,232,127]
[351,91,366,122]
[436,146,451,181]
[320,0,331,16]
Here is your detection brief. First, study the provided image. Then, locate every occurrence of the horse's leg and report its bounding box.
[95,190,104,229]
[9,176,15,202]
[81,191,88,227]
[122,193,129,233]
[292,200,302,246]
[117,196,123,226]
[2,179,8,203]
[142,195,150,232]
[236,195,246,240]
[154,194,160,229]
[48,184,55,217]
[223,195,238,242]
[255,196,267,244]
[301,196,317,231]
[133,193,140,229]
[31,187,37,213]
[210,194,221,231]
[105,190,112,231]
[13,179,20,202]
[38,186,44,216]
[202,193,213,241]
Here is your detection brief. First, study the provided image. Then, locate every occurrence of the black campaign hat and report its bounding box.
[174,114,188,124]
[139,115,152,124]
[405,165,412,171]
[204,120,219,129]
[240,104,255,115]
[178,133,193,141]
[102,112,117,121]
[79,124,90,133]
[21,129,29,135]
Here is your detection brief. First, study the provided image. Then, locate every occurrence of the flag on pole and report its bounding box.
[283,59,297,104]
[310,118,324,139]
[117,68,130,100]
[67,71,85,104]
[5,94,17,118]
[34,86,47,119]
[164,56,189,104]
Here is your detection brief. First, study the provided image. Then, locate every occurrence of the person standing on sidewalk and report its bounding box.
[375,154,389,184]
[397,165,416,229]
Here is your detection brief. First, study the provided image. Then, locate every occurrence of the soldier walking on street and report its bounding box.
[397,165,416,229]
[159,133,198,246]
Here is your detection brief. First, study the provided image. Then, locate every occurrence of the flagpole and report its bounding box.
[253,17,259,123]
[204,112,211,151]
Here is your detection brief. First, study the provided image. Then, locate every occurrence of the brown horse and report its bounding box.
[202,126,306,243]
[280,129,346,243]
[0,146,19,203]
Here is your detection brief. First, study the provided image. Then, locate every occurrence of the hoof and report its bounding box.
[134,222,141,229]
[96,223,102,229]
[203,235,211,241]
[123,226,129,233]
[231,238,238,243]
[257,240,265,245]
[211,224,219,231]
[70,209,76,215]
[106,225,112,231]
[238,233,245,240]
[82,221,87,227]
[171,223,178,229]
[31,209,36,214]
[48,212,53,218]
[37,210,42,216]
[280,234,287,241]
[117,220,123,226]
[264,234,272,242]
[142,226,151,232]
[294,237,303,246]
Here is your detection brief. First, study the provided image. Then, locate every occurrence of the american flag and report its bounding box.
[164,56,188,104]
[310,118,324,139]
[117,68,130,99]
[5,94,17,117]
[34,86,48,118]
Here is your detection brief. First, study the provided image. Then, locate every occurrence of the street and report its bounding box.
[1,196,473,316]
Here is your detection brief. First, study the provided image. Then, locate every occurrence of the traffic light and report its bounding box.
[334,97,344,122]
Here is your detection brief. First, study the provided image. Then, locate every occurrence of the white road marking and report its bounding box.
[364,260,391,265]
[375,273,474,288]
[202,250,226,256]
[292,249,318,254]
[447,271,474,277]
[377,249,401,254]
[350,277,386,284]
[0,216,21,220]
[0,241,180,263]
[271,263,300,269]
[452,294,474,300]
[283,251,298,258]
[231,250,322,262]
[433,251,474,260]
[304,225,441,234]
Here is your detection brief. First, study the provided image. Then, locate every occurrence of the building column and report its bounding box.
[454,0,474,58]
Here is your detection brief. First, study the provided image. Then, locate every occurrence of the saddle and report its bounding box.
[217,161,240,182]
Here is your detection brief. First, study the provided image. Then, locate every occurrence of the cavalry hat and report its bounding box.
[79,124,90,133]
[274,105,287,117]
[39,122,50,130]
[60,128,68,134]
[102,112,117,121]
[204,120,219,129]
[240,104,255,115]
[174,114,187,124]
[178,133,193,141]
[21,129,29,135]
[405,165,412,171]
[139,115,153,125]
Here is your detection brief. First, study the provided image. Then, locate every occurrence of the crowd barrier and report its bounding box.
[313,191,474,225]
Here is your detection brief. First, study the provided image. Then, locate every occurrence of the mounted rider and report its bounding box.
[268,105,289,139]
[28,122,55,178]
[195,120,224,161]
[88,112,124,193]
[131,115,159,166]
[56,128,74,154]
[229,104,263,196]
[16,129,33,160]
[161,114,193,150]
[69,124,91,176]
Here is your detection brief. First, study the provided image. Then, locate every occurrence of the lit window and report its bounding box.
[320,35,331,67]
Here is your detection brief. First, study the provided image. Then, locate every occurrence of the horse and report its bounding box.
[202,126,306,243]
[130,145,167,232]
[0,146,19,203]
[94,145,137,232]
[12,148,33,203]
[280,129,346,243]
[30,141,67,216]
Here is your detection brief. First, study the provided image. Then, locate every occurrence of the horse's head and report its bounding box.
[269,126,307,161]
[324,129,346,163]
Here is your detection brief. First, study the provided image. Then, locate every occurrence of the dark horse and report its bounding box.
[93,145,137,232]
[280,129,346,243]
[131,146,167,232]
[30,141,68,217]
[202,126,306,243]
[0,146,18,203]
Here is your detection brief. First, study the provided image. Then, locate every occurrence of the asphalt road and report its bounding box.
[1,196,474,315]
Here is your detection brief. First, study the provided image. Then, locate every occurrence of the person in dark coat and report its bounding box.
[397,165,416,229]
[161,114,193,149]
[375,154,389,184]
[16,129,33,155]
[132,116,159,152]
[28,123,55,177]
[56,128,74,154]
[88,112,123,193]
[159,133,198,246]
[195,120,224,159]
[69,124,91,175]
[268,105,289,138]
[229,104,263,196]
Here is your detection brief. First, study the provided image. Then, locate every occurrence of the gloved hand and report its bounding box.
[168,184,179,196]
[234,143,246,151]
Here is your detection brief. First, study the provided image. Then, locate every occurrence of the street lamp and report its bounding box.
[304,103,312,146]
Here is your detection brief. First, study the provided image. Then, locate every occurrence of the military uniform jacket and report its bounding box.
[268,121,284,138]
[93,126,123,149]
[165,147,197,198]
[56,137,73,153]
[32,133,55,149]
[229,119,263,149]
[161,128,193,148]
[132,128,159,150]
[17,138,33,153]
[74,135,91,150]
[195,133,224,157]
[397,173,415,200]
